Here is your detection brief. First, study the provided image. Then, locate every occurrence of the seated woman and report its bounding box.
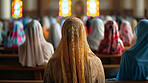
[119,20,133,46]
[47,20,61,49]
[87,18,104,52]
[116,19,148,80]
[4,21,25,48]
[98,20,124,54]
[44,17,105,83]
[40,17,50,40]
[18,20,54,67]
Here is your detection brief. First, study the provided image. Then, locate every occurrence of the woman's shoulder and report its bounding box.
[42,42,54,50]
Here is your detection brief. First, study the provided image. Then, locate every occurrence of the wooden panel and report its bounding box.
[0,65,46,70]
[0,54,18,58]
[96,53,122,58]
[34,71,42,80]
[106,81,148,83]
[103,65,120,70]
[0,80,148,83]
[0,47,18,54]
[0,80,43,83]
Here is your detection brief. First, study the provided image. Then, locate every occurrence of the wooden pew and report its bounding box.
[95,53,122,64]
[0,54,45,80]
[0,65,46,80]
[103,64,120,78]
[103,65,120,70]
[0,47,18,54]
[96,53,122,58]
[0,80,148,83]
[0,54,18,58]
[106,81,148,83]
[0,80,43,83]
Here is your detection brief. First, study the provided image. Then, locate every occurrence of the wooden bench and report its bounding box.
[0,54,18,58]
[95,53,122,64]
[0,80,148,83]
[103,65,120,70]
[106,81,148,83]
[0,80,43,83]
[0,65,46,80]
[96,53,122,58]
[0,47,18,54]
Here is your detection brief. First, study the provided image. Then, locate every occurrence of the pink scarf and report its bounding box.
[98,21,124,54]
[119,20,133,46]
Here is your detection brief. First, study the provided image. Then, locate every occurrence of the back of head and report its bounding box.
[98,20,124,54]
[90,18,104,39]
[13,21,25,46]
[104,21,119,39]
[19,20,47,67]
[105,15,113,22]
[47,17,105,83]
[87,18,104,50]
[26,20,45,42]
[119,20,133,45]
[41,16,50,30]
[135,19,148,41]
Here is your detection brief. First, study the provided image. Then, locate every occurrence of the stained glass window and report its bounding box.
[59,0,71,17]
[87,0,99,17]
[12,0,23,19]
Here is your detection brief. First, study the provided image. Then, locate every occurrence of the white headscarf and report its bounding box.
[87,18,104,51]
[82,16,88,25]
[18,20,54,67]
[47,22,62,49]
[105,15,113,22]
[42,16,51,30]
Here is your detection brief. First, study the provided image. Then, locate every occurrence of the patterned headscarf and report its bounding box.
[119,20,133,46]
[98,20,124,54]
[44,17,105,83]
[4,21,25,48]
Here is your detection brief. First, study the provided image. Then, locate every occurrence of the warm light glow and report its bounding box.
[12,0,23,19]
[59,0,71,17]
[87,0,99,17]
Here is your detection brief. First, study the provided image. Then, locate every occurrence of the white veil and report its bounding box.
[18,20,54,67]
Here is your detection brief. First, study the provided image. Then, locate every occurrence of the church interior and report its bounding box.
[0,0,148,83]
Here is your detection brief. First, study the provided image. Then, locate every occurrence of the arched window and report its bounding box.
[59,0,71,17]
[87,0,99,17]
[12,0,23,19]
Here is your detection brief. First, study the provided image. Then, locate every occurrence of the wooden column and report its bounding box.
[113,0,121,16]
[0,0,11,21]
[122,0,132,16]
[23,0,38,18]
[133,0,145,18]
